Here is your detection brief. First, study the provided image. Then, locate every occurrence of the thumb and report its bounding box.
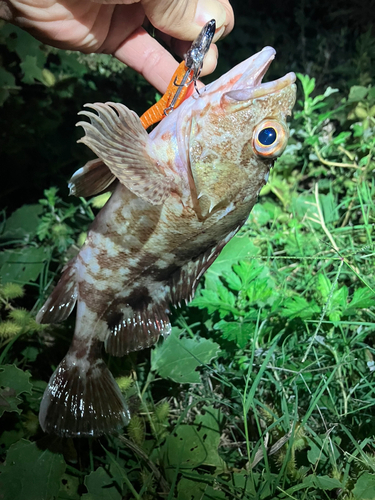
[141,0,234,42]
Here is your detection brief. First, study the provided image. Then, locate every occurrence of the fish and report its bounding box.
[36,46,296,437]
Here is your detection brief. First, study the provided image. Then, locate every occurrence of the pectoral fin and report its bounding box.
[68,158,116,197]
[77,102,174,205]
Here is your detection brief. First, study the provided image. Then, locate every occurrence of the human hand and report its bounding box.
[0,0,234,93]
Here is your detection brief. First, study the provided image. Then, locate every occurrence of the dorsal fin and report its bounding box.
[68,158,116,197]
[76,102,175,205]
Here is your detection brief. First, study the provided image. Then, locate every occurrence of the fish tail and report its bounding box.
[39,340,130,437]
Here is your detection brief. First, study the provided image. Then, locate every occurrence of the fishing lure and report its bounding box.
[140,19,216,129]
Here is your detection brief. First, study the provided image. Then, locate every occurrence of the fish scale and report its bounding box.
[36,46,296,437]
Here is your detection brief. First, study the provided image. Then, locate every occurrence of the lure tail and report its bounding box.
[39,341,130,437]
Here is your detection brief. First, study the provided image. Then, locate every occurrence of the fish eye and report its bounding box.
[253,119,289,158]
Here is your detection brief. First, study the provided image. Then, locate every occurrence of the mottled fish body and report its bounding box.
[37,47,296,437]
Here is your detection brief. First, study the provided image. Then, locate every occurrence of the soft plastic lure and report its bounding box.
[140,19,216,129]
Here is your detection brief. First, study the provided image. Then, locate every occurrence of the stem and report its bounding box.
[314,146,361,169]
[313,183,340,253]
[302,258,344,362]
[0,330,24,364]
[116,435,170,494]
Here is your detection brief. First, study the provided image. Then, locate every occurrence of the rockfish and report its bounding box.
[36,47,296,437]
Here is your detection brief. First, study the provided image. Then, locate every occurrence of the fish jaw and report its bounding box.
[183,46,296,110]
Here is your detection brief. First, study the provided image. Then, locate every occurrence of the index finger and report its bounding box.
[113,26,218,93]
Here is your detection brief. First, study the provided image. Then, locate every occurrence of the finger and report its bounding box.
[154,30,218,74]
[168,37,218,76]
[114,26,179,93]
[200,43,218,76]
[216,0,234,38]
[141,0,233,41]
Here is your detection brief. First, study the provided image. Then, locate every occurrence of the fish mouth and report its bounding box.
[223,46,296,102]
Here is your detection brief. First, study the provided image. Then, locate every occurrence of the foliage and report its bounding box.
[1,2,375,499]
[0,439,66,500]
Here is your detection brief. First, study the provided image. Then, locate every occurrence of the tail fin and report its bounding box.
[39,352,130,437]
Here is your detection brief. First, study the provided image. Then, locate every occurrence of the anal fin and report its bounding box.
[36,259,78,324]
[105,302,171,357]
[68,158,116,197]
[39,349,130,437]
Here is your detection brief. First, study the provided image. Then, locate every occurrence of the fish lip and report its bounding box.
[226,72,296,101]
[224,46,296,101]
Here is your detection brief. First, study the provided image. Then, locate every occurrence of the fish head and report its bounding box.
[170,46,297,216]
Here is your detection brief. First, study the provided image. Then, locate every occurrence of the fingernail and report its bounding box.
[212,25,225,43]
[195,0,227,29]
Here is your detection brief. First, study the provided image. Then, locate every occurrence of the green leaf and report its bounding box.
[0,205,43,241]
[58,473,80,500]
[348,86,369,102]
[0,247,47,284]
[163,406,225,470]
[331,131,351,145]
[329,285,348,322]
[151,328,220,383]
[20,55,46,85]
[306,436,340,465]
[317,274,331,302]
[292,194,319,227]
[246,277,276,307]
[0,66,16,87]
[217,283,236,308]
[344,287,375,315]
[222,269,242,291]
[177,476,226,499]
[0,365,32,418]
[297,74,315,98]
[2,24,47,66]
[281,296,320,320]
[0,439,66,500]
[20,346,39,362]
[58,52,88,78]
[82,467,122,500]
[352,472,375,500]
[232,260,264,289]
[214,320,253,348]
[191,286,238,318]
[204,235,260,290]
[320,192,339,224]
[302,474,343,490]
[248,204,272,226]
